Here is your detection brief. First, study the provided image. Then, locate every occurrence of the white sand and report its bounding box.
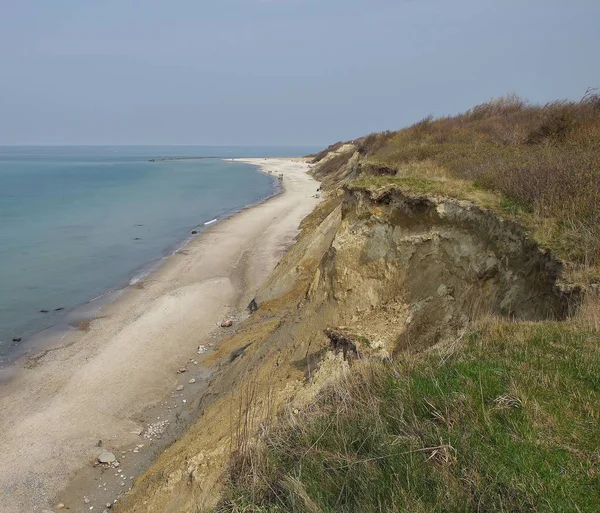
[0,159,319,513]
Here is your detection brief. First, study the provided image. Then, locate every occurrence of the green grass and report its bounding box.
[216,322,600,512]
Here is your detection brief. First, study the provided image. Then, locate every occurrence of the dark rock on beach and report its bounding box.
[12,337,22,342]
[39,309,49,313]
[191,230,198,234]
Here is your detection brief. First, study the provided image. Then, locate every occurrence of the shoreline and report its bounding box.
[0,158,320,513]
[0,162,282,375]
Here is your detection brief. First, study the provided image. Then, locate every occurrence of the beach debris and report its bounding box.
[191,230,198,234]
[220,319,233,328]
[84,496,90,504]
[55,504,65,510]
[12,337,22,342]
[176,384,184,391]
[39,309,49,313]
[188,378,196,384]
[177,366,187,373]
[112,461,120,468]
[96,439,103,447]
[144,419,170,439]
[54,307,65,311]
[197,345,207,354]
[97,451,117,464]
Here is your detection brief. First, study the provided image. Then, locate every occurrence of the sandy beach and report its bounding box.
[0,159,320,513]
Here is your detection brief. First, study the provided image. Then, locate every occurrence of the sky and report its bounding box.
[0,0,598,146]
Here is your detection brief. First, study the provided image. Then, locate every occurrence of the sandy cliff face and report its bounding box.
[118,152,574,513]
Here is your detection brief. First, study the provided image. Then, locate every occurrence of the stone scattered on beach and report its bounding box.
[54,307,65,311]
[39,309,49,313]
[12,337,21,342]
[55,504,65,510]
[188,378,196,384]
[178,366,187,373]
[97,451,117,464]
[197,345,206,354]
[220,319,233,328]
[191,230,198,234]
[84,496,90,504]
[176,385,184,391]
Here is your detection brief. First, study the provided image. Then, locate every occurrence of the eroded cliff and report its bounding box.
[116,145,577,513]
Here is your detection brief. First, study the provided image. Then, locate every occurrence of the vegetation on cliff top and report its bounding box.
[353,93,600,278]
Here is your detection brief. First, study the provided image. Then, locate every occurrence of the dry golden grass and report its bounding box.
[342,93,600,283]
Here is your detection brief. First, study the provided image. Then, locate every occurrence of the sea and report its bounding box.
[0,145,318,366]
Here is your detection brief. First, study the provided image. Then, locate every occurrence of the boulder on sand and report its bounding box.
[220,319,233,328]
[98,451,117,464]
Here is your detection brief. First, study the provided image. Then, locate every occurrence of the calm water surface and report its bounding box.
[0,146,318,363]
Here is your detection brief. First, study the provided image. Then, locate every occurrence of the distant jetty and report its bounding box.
[149,156,227,162]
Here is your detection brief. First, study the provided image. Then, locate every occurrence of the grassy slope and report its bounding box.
[214,96,600,512]
[218,321,599,513]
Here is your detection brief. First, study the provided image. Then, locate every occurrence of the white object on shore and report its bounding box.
[97,451,116,464]
[204,218,218,226]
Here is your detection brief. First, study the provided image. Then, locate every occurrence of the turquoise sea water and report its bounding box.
[0,146,317,364]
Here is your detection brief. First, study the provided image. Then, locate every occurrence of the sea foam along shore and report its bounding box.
[0,159,320,513]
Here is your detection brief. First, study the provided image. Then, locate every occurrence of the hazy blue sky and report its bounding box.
[1,0,598,146]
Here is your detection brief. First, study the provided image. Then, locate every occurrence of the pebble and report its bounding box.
[56,504,65,510]
[188,378,196,384]
[178,366,187,373]
[143,419,170,439]
[84,496,90,504]
[98,451,117,464]
[176,385,184,391]
[220,319,233,328]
